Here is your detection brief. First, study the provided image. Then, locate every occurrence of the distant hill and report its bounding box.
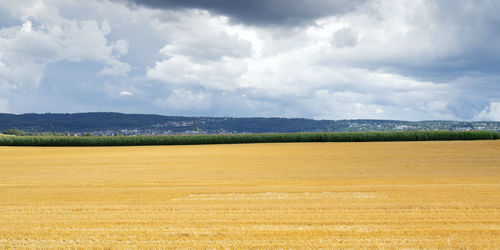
[0,112,499,135]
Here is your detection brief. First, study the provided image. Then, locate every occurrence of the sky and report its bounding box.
[0,0,499,121]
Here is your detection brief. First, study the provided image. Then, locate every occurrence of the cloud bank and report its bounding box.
[0,0,499,120]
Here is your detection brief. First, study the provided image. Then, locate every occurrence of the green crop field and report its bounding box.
[0,131,498,146]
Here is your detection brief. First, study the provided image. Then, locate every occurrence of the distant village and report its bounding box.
[1,113,499,136]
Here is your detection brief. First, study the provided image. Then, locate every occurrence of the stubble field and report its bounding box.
[1,141,500,248]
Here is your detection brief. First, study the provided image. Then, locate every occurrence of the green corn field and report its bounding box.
[0,131,498,146]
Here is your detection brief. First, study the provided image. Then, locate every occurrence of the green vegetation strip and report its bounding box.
[0,131,499,146]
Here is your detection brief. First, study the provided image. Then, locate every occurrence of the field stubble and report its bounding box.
[1,141,500,248]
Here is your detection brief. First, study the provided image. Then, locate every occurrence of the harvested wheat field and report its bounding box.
[1,141,500,248]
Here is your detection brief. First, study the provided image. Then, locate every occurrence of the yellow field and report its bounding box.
[1,141,500,248]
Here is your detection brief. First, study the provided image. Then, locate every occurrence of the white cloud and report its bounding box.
[143,7,457,119]
[0,0,130,89]
[475,102,500,121]
[147,55,247,91]
[119,90,133,96]
[146,10,252,91]
[100,60,131,76]
[331,27,357,48]
[315,0,500,71]
[113,40,129,57]
[158,11,251,61]
[154,89,210,112]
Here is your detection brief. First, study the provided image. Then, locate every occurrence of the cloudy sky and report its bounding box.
[1,0,499,120]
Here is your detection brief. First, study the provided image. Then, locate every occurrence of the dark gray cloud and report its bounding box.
[125,0,367,26]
